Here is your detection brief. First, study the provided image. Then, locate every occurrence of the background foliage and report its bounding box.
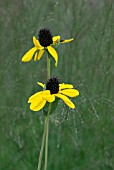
[0,0,114,169]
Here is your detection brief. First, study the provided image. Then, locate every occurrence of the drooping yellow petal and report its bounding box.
[55,93,75,109]
[60,38,74,43]
[59,84,73,90]
[30,98,46,111]
[22,47,37,62]
[29,92,42,104]
[47,46,58,67]
[34,52,38,61]
[52,35,60,45]
[37,50,45,60]
[42,91,55,102]
[59,89,79,97]
[33,36,44,49]
[28,91,42,103]
[34,49,44,61]
[38,82,44,88]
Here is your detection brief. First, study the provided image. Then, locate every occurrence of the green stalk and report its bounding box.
[37,119,47,170]
[37,52,51,170]
[44,52,51,170]
[44,103,51,170]
[47,53,50,80]
[37,103,51,170]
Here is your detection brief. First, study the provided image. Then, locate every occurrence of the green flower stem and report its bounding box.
[44,103,51,170]
[37,103,51,170]
[47,52,50,80]
[37,53,51,170]
[37,119,47,170]
[44,52,51,170]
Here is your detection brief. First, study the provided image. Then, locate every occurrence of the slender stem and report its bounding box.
[37,103,51,170]
[47,53,50,80]
[44,52,51,170]
[44,104,51,170]
[37,52,51,170]
[37,119,47,170]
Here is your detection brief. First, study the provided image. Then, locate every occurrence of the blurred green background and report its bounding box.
[0,0,114,169]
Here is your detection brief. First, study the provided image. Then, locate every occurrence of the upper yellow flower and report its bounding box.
[22,28,73,67]
[28,77,79,111]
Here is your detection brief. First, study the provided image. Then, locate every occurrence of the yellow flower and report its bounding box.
[22,28,73,67]
[28,77,79,111]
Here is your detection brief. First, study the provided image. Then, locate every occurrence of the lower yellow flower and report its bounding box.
[28,77,79,111]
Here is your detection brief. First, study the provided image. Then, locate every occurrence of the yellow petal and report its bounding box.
[47,46,58,67]
[55,93,75,109]
[29,93,42,105]
[30,98,46,111]
[22,47,37,62]
[60,38,74,43]
[59,89,79,97]
[28,91,42,103]
[38,82,44,88]
[52,35,60,45]
[34,52,38,61]
[37,50,45,60]
[42,91,55,102]
[59,84,73,90]
[34,50,44,61]
[33,36,44,49]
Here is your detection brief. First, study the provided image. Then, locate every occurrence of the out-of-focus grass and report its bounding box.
[0,0,114,170]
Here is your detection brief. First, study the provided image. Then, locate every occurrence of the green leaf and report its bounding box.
[43,102,49,116]
[43,98,59,116]
[50,98,59,115]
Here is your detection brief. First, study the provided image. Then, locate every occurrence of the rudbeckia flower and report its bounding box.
[22,28,73,67]
[28,77,79,111]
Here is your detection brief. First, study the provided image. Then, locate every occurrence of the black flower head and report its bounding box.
[46,77,60,94]
[38,28,53,47]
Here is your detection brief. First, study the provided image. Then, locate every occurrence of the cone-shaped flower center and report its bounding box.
[38,28,53,47]
[46,77,60,94]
